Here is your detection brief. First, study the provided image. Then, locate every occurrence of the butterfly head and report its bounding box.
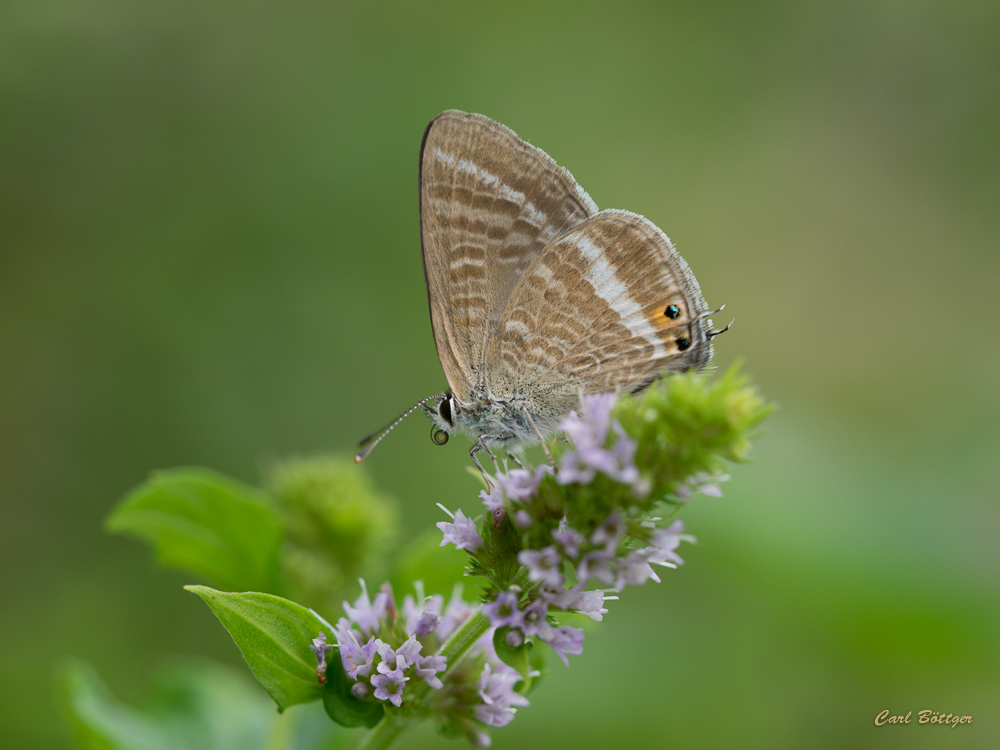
[355,392,451,463]
[424,391,457,446]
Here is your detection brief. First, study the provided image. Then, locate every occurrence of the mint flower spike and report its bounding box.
[318,579,534,747]
[320,370,767,747]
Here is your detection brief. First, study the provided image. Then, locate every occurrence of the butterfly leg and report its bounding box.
[470,434,514,480]
[506,453,525,470]
[469,438,498,480]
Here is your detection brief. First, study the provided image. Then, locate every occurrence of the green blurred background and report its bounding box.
[2,0,998,747]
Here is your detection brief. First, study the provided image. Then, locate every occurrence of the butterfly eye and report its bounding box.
[664,304,680,319]
[676,337,691,351]
[431,428,450,446]
[438,396,453,425]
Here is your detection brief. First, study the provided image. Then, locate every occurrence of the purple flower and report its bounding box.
[482,591,522,629]
[537,581,582,609]
[371,668,409,707]
[677,472,728,499]
[415,653,447,689]
[412,609,441,637]
[469,729,492,748]
[342,580,389,635]
[557,392,644,489]
[339,632,379,679]
[309,632,333,678]
[617,521,687,586]
[590,511,626,550]
[402,591,444,637]
[519,599,553,640]
[562,392,615,447]
[437,508,484,552]
[504,628,524,648]
[333,617,356,646]
[377,636,421,674]
[552,525,584,559]
[496,465,550,501]
[517,546,564,587]
[350,681,369,699]
[570,589,609,622]
[542,625,585,666]
[577,549,617,586]
[618,550,660,586]
[475,663,529,727]
[513,510,532,528]
[646,520,686,567]
[396,635,423,667]
[479,485,507,527]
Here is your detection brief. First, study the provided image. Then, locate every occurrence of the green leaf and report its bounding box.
[58,658,272,750]
[107,468,282,592]
[492,627,530,680]
[322,656,384,728]
[185,586,329,711]
[58,659,348,750]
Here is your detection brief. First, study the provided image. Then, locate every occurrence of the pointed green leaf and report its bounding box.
[107,468,282,592]
[185,586,329,711]
[58,659,273,750]
[492,627,531,681]
[58,659,346,750]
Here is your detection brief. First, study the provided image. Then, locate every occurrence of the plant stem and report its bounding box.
[354,715,407,750]
[263,705,295,750]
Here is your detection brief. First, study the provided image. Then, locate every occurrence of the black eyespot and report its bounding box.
[664,304,680,319]
[676,337,691,351]
[438,396,453,425]
[431,427,449,446]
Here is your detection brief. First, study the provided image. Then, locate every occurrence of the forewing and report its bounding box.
[484,210,714,405]
[419,110,598,400]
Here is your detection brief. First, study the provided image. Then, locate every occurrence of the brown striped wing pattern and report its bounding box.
[482,210,713,421]
[420,111,598,402]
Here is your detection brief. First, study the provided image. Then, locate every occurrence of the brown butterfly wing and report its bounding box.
[419,111,598,402]
[483,210,713,426]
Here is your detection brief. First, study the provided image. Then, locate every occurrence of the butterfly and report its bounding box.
[357,111,727,474]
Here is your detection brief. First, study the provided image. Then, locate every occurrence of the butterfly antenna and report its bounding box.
[354,394,447,463]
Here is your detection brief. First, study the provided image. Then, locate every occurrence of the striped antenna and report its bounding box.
[355,394,447,463]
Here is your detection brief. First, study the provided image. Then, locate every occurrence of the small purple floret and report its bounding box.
[542,625,585,666]
[437,508,484,552]
[517,545,564,587]
[339,632,378,679]
[309,632,333,677]
[482,590,522,629]
[415,653,447,689]
[342,580,389,635]
[371,668,409,707]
